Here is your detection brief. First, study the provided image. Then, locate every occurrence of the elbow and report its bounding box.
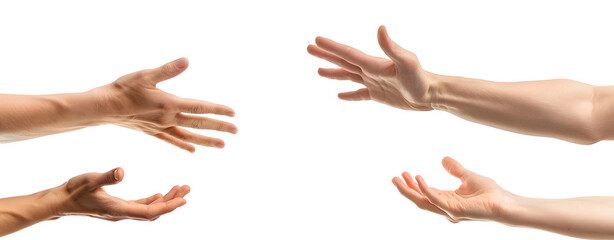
[572,119,604,145]
[573,86,603,145]
[573,134,601,145]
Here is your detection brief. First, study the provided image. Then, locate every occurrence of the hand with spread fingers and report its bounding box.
[393,157,614,239]
[392,157,511,223]
[308,25,434,111]
[310,26,614,145]
[0,168,189,236]
[0,58,237,152]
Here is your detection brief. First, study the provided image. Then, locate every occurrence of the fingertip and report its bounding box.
[317,68,325,76]
[442,156,453,165]
[182,185,191,194]
[222,107,236,117]
[174,57,189,69]
[170,197,187,208]
[307,44,318,54]
[378,25,387,34]
[215,142,225,149]
[182,143,196,153]
[415,175,426,185]
[391,176,402,185]
[114,167,125,182]
[401,172,411,178]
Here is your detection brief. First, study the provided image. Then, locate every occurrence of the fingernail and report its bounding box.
[230,128,238,134]
[113,169,119,181]
[215,143,225,148]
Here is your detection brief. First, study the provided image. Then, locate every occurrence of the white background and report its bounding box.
[1,0,614,239]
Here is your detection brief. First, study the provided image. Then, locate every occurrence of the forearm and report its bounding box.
[429,73,604,144]
[0,89,108,142]
[0,189,59,237]
[498,196,614,239]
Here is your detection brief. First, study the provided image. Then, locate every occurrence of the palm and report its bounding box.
[308,26,432,111]
[58,168,190,221]
[392,157,510,222]
[434,175,503,220]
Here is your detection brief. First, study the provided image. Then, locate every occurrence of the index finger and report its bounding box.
[392,177,448,217]
[115,198,187,220]
[315,36,375,71]
[177,98,235,116]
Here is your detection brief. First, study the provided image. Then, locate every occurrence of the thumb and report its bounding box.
[88,167,124,191]
[441,156,470,180]
[147,57,189,84]
[377,26,418,67]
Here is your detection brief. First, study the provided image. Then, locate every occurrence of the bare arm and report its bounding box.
[392,157,614,239]
[431,76,614,144]
[0,58,238,152]
[0,168,189,237]
[308,26,614,144]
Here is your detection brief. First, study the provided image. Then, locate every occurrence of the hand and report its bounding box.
[90,58,237,152]
[50,168,190,221]
[392,157,514,222]
[307,26,434,111]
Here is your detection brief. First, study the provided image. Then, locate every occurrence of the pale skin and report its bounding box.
[307,26,614,145]
[308,26,614,238]
[0,167,190,237]
[0,58,233,235]
[393,157,614,239]
[0,57,238,152]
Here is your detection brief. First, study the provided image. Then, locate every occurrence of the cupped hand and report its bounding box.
[392,157,514,222]
[53,168,190,221]
[307,26,434,111]
[91,58,237,152]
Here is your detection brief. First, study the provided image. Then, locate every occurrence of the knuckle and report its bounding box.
[190,119,206,129]
[134,70,148,79]
[153,115,176,127]
[106,173,115,184]
[81,176,95,188]
[342,45,352,54]
[162,63,176,75]
[190,105,207,113]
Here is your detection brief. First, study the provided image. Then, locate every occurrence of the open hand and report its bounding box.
[392,157,514,222]
[91,58,237,152]
[52,168,190,221]
[308,26,434,111]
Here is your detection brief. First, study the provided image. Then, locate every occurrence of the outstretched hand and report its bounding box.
[53,168,190,221]
[392,157,513,222]
[91,58,237,152]
[308,26,434,111]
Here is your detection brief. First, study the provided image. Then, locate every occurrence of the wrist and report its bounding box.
[425,72,448,111]
[490,193,536,227]
[50,90,113,127]
[12,188,64,221]
[37,187,70,218]
[81,84,128,125]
